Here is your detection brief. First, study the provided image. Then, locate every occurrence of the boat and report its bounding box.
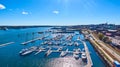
[77,36,81,41]
[68,42,73,46]
[45,48,52,56]
[82,48,85,52]
[60,49,68,57]
[63,42,66,46]
[74,42,79,46]
[73,53,79,59]
[20,46,37,56]
[35,49,42,55]
[34,47,45,55]
[19,48,28,54]
[73,48,81,59]
[3,27,8,31]
[57,47,63,51]
[81,52,87,62]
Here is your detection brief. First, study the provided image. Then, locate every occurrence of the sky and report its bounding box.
[0,0,120,25]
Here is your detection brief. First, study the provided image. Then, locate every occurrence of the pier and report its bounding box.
[21,37,43,45]
[82,41,93,67]
[0,42,15,47]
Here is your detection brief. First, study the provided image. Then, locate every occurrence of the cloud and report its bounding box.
[0,4,6,10]
[22,11,29,15]
[53,10,59,14]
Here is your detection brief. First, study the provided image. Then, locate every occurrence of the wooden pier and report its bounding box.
[0,42,15,47]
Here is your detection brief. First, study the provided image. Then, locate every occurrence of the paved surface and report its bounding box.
[90,33,120,62]
[89,37,114,63]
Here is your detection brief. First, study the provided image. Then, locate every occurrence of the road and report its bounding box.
[90,33,120,62]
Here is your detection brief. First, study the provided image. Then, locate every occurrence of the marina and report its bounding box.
[18,30,93,67]
[0,27,106,67]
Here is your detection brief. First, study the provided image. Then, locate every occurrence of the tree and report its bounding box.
[103,36,112,44]
[98,33,104,40]
[103,36,109,42]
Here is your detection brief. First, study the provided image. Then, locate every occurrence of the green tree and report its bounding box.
[103,36,109,42]
[103,36,112,44]
[98,33,104,40]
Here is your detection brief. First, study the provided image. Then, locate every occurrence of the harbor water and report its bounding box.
[0,27,106,67]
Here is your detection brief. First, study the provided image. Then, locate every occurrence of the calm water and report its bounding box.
[0,27,106,67]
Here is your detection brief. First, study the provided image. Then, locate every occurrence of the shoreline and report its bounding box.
[88,39,110,67]
[82,30,112,67]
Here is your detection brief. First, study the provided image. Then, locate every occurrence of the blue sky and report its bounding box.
[0,0,120,25]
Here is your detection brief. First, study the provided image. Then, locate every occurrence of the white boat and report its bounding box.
[82,48,85,52]
[77,36,81,41]
[45,48,52,56]
[73,48,80,59]
[57,47,63,51]
[20,46,37,56]
[3,27,8,31]
[74,42,79,46]
[68,42,73,46]
[60,49,68,57]
[34,47,45,55]
[81,52,87,61]
[73,53,79,59]
[19,49,28,54]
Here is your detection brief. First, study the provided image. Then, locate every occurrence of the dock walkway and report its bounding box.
[82,41,93,67]
[21,37,42,45]
[0,42,15,47]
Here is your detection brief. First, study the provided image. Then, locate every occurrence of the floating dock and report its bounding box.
[0,42,15,47]
[21,37,43,45]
